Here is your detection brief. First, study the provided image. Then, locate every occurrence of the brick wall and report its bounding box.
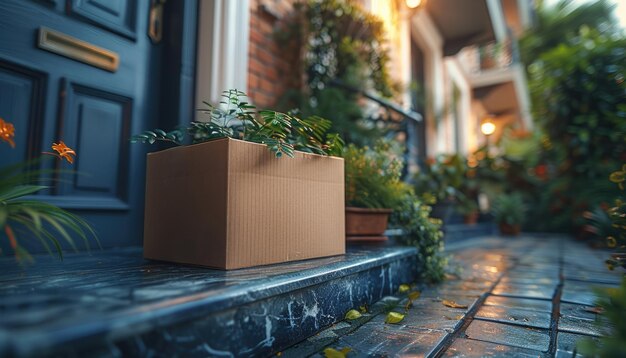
[247,0,299,108]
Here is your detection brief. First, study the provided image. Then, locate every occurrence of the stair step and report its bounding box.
[443,222,496,243]
[0,245,417,357]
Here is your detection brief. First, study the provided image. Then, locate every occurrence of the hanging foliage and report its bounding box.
[278,0,399,144]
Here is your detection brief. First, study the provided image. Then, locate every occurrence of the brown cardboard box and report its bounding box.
[143,137,345,269]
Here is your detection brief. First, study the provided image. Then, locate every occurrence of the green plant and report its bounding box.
[456,197,479,216]
[519,0,616,68]
[1,118,97,263]
[583,206,617,241]
[519,2,626,233]
[391,193,447,283]
[604,165,626,270]
[492,193,527,226]
[577,277,626,356]
[277,0,398,145]
[0,163,98,262]
[344,141,408,209]
[413,154,467,202]
[132,90,344,158]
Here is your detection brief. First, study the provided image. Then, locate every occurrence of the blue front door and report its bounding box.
[0,0,165,250]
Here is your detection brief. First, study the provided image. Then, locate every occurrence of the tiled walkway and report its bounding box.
[286,235,621,357]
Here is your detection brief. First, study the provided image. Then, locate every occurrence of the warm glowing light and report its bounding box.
[405,0,422,9]
[481,120,496,136]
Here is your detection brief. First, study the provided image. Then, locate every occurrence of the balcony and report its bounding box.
[458,38,533,129]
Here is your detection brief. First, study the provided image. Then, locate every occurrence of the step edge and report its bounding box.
[5,247,418,356]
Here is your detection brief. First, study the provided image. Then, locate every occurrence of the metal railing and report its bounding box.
[330,80,423,179]
[462,37,521,73]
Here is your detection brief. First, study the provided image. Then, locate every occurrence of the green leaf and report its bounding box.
[398,284,410,293]
[0,185,48,201]
[0,207,6,227]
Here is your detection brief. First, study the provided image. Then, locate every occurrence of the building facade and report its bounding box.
[198,0,534,157]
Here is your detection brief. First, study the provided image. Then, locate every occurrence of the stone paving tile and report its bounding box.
[559,315,611,337]
[464,319,551,352]
[557,331,601,355]
[443,338,542,357]
[560,281,618,306]
[401,308,466,332]
[291,236,620,357]
[560,302,611,322]
[417,293,482,314]
[499,276,560,286]
[510,265,561,275]
[432,281,494,297]
[333,320,449,357]
[483,295,553,313]
[562,270,622,285]
[475,305,552,329]
[491,282,556,300]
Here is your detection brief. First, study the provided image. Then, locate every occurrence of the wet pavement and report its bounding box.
[284,235,622,357]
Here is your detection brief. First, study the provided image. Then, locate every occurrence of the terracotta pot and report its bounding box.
[345,207,392,239]
[480,57,497,70]
[499,223,521,236]
[463,212,479,225]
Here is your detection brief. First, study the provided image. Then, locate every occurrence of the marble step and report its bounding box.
[0,245,418,357]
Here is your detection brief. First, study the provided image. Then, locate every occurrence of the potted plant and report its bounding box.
[131,90,347,269]
[457,197,480,225]
[492,193,526,236]
[343,142,408,242]
[413,154,466,222]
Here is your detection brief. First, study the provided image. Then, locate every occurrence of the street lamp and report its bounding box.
[405,0,422,8]
[480,118,496,136]
[481,116,496,156]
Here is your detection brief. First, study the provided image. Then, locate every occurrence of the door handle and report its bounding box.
[149,0,167,44]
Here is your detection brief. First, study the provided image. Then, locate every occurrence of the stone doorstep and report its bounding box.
[0,246,418,357]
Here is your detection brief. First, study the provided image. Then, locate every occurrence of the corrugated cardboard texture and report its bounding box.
[144,138,229,268]
[226,139,345,269]
[143,138,345,269]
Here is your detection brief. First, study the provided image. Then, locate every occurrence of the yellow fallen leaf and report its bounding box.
[359,305,368,313]
[442,300,468,309]
[408,291,421,301]
[444,315,464,320]
[398,284,410,293]
[324,347,351,358]
[345,309,362,320]
[385,311,405,324]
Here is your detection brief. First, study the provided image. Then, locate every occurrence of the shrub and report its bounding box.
[391,194,447,283]
[344,141,408,209]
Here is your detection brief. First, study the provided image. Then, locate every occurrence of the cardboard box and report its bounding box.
[143,137,345,269]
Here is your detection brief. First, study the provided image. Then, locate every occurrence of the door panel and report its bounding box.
[0,60,46,167]
[0,0,162,250]
[56,80,132,207]
[69,0,138,39]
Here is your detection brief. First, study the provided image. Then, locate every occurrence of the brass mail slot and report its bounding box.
[38,27,119,72]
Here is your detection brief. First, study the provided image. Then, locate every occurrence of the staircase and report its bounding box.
[0,245,418,357]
